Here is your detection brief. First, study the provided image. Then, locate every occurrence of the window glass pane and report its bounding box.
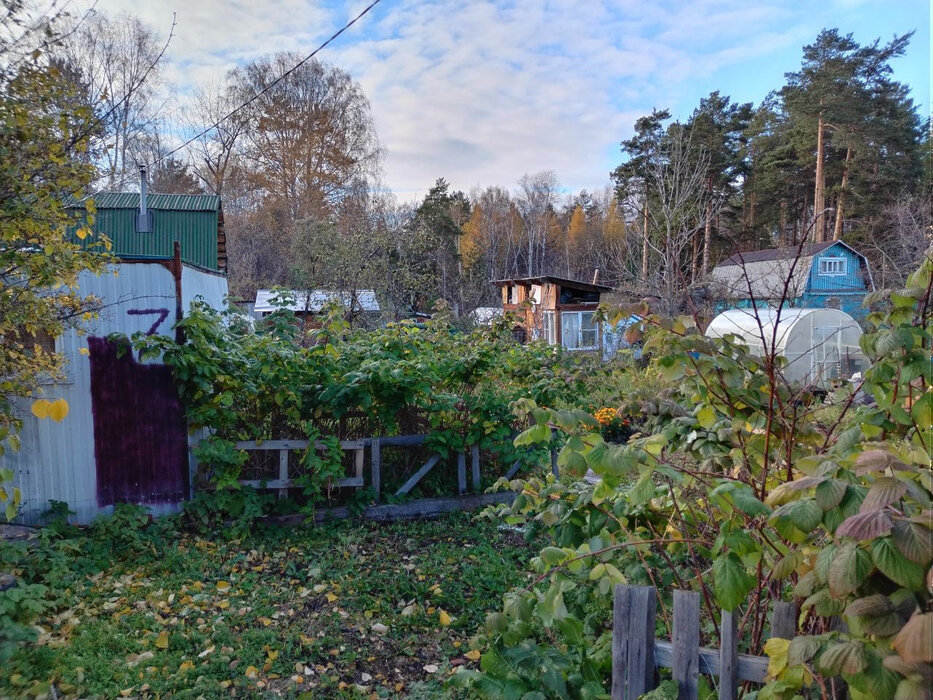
[580,312,597,348]
[561,312,579,349]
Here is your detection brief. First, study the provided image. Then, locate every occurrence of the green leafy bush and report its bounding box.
[455,250,933,698]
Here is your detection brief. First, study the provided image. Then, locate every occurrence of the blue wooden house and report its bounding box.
[710,241,874,317]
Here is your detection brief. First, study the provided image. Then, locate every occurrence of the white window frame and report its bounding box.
[541,311,556,345]
[819,257,846,276]
[560,310,598,350]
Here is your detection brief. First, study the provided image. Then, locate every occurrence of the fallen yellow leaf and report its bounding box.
[245,665,259,679]
[30,399,50,419]
[465,650,481,661]
[325,593,338,603]
[154,630,169,649]
[179,660,195,672]
[439,609,451,627]
[216,581,231,592]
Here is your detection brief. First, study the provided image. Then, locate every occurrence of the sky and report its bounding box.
[91,0,930,203]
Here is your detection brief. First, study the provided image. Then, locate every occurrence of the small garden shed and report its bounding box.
[705,307,868,385]
[494,275,613,351]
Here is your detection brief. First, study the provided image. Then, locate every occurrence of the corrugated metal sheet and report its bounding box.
[253,289,381,314]
[66,193,223,271]
[1,261,229,524]
[69,192,220,211]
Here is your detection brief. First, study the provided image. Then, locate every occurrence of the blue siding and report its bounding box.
[805,243,870,318]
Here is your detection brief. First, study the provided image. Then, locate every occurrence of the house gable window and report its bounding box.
[819,257,846,276]
[561,311,597,350]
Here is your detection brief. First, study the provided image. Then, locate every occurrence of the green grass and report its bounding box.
[1,514,535,699]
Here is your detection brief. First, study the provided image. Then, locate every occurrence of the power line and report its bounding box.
[150,0,385,168]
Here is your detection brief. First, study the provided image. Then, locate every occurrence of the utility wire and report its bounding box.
[149,0,384,168]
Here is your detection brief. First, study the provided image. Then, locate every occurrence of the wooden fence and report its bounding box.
[233,433,559,502]
[613,585,796,700]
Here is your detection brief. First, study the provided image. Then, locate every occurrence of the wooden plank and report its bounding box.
[719,610,738,700]
[471,445,481,492]
[265,492,517,525]
[371,439,381,502]
[504,459,522,480]
[612,585,657,700]
[771,601,796,640]
[234,439,366,450]
[239,476,363,490]
[236,439,309,450]
[673,590,700,700]
[374,434,428,447]
[395,454,442,496]
[355,448,364,480]
[457,452,467,495]
[278,449,289,500]
[654,643,768,684]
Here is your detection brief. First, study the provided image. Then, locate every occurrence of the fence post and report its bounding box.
[673,590,700,700]
[771,601,796,640]
[719,609,738,700]
[457,451,467,495]
[612,584,657,700]
[278,449,289,500]
[371,439,381,502]
[471,445,481,492]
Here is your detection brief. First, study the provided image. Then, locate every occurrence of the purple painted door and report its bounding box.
[88,337,189,507]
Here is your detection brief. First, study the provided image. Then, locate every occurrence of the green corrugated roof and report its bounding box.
[65,192,224,271]
[67,192,220,212]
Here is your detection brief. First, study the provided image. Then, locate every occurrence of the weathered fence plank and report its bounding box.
[457,452,466,495]
[395,454,442,496]
[265,492,516,525]
[371,439,381,501]
[771,601,796,640]
[653,643,768,684]
[719,610,738,700]
[612,584,657,700]
[673,590,701,700]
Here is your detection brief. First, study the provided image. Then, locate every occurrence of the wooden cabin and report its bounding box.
[494,276,613,350]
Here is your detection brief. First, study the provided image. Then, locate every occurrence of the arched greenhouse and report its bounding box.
[705,307,868,386]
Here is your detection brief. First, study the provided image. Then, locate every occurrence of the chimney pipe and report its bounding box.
[137,166,152,232]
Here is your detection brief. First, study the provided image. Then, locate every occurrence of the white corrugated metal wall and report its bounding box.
[2,262,227,524]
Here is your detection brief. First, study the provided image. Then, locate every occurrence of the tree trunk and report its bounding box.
[641,200,649,282]
[832,147,852,241]
[702,179,712,276]
[813,112,826,242]
[780,199,788,245]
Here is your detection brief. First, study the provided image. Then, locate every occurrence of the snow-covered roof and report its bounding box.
[253,289,380,314]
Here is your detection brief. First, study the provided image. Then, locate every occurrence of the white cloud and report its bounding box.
[80,0,929,202]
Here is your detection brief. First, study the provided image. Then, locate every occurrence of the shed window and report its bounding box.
[561,311,597,350]
[541,311,556,344]
[819,257,846,276]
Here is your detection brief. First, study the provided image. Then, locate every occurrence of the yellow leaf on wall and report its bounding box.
[48,398,69,422]
[31,399,50,419]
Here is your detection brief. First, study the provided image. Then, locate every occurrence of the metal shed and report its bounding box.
[705,307,867,385]
[2,261,228,524]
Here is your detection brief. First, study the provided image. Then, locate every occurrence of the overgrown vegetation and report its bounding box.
[130,301,589,507]
[453,251,933,698]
